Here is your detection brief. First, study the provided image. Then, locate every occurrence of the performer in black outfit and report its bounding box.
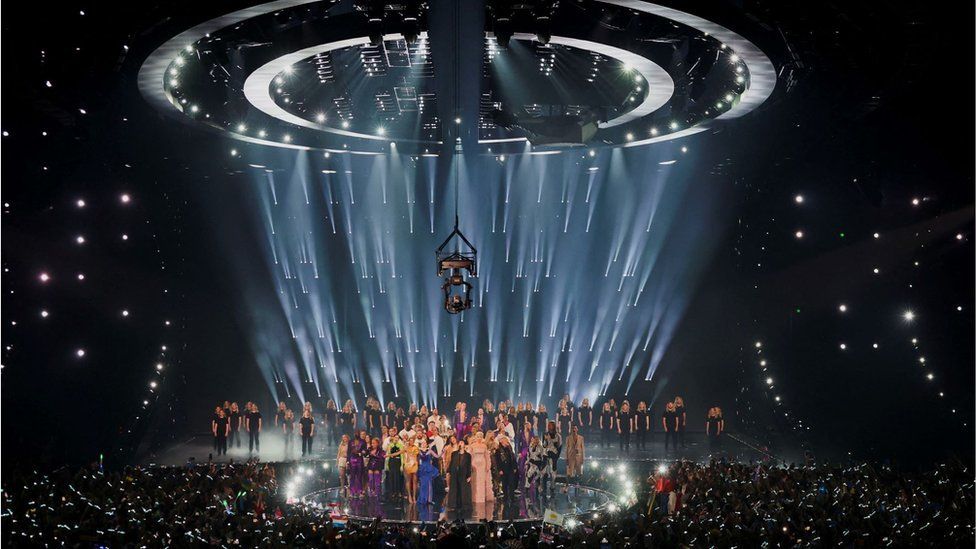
[213,408,230,456]
[616,401,634,452]
[446,440,472,511]
[577,398,593,436]
[557,406,573,440]
[496,437,519,499]
[599,403,615,448]
[228,402,242,449]
[674,396,687,448]
[211,406,221,453]
[662,402,679,451]
[299,410,315,456]
[384,402,397,432]
[634,401,651,451]
[247,405,263,453]
[366,402,382,439]
[324,400,338,447]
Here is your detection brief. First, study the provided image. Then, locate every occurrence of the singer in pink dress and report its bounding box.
[467,432,494,503]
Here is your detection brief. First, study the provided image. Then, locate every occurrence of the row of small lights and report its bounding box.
[753,341,808,432]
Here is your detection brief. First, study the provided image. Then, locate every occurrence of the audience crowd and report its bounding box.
[2,457,972,547]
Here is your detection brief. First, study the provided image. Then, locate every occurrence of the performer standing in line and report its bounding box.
[402,438,420,504]
[282,408,296,457]
[674,396,687,448]
[453,402,469,441]
[483,401,496,431]
[446,439,471,511]
[417,438,439,505]
[366,437,386,498]
[516,420,532,489]
[213,408,230,456]
[324,399,338,447]
[662,402,679,451]
[634,401,651,451]
[564,425,584,488]
[229,402,242,449]
[336,434,349,496]
[246,404,262,453]
[542,421,562,496]
[525,402,537,432]
[557,404,573,441]
[563,395,576,430]
[536,404,549,433]
[299,409,315,457]
[384,401,397,433]
[468,432,494,504]
[599,402,615,448]
[706,406,724,448]
[524,436,547,499]
[577,398,593,436]
[617,400,634,452]
[495,436,519,499]
[274,401,287,434]
[339,401,355,440]
[384,429,405,500]
[347,430,367,497]
[367,400,383,439]
[211,406,222,453]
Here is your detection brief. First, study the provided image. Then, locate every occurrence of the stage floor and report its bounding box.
[303,483,613,524]
[143,432,765,467]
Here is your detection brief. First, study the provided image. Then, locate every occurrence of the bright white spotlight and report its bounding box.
[656,464,667,474]
[315,113,326,123]
[903,310,915,321]
[766,377,773,385]
[838,304,847,312]
[120,193,131,204]
[794,194,804,204]
[76,348,86,358]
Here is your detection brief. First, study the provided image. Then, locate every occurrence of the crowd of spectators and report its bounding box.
[2,457,972,547]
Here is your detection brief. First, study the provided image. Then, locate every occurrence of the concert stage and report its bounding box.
[303,483,614,524]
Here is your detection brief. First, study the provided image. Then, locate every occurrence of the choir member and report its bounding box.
[246,404,262,453]
[299,409,315,456]
[229,402,242,449]
[282,409,296,456]
[542,421,561,496]
[706,406,724,448]
[599,402,615,448]
[617,400,634,452]
[324,399,338,447]
[213,408,229,456]
[674,396,687,448]
[635,401,651,451]
[662,402,679,451]
[577,398,593,435]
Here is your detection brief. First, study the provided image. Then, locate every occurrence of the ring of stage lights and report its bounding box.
[138,0,775,155]
[300,482,616,524]
[242,33,673,145]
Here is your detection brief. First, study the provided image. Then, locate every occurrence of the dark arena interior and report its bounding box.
[1,0,974,546]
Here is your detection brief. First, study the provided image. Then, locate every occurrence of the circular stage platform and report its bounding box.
[302,483,615,524]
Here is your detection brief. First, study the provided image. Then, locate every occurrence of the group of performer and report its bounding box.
[210,395,724,461]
